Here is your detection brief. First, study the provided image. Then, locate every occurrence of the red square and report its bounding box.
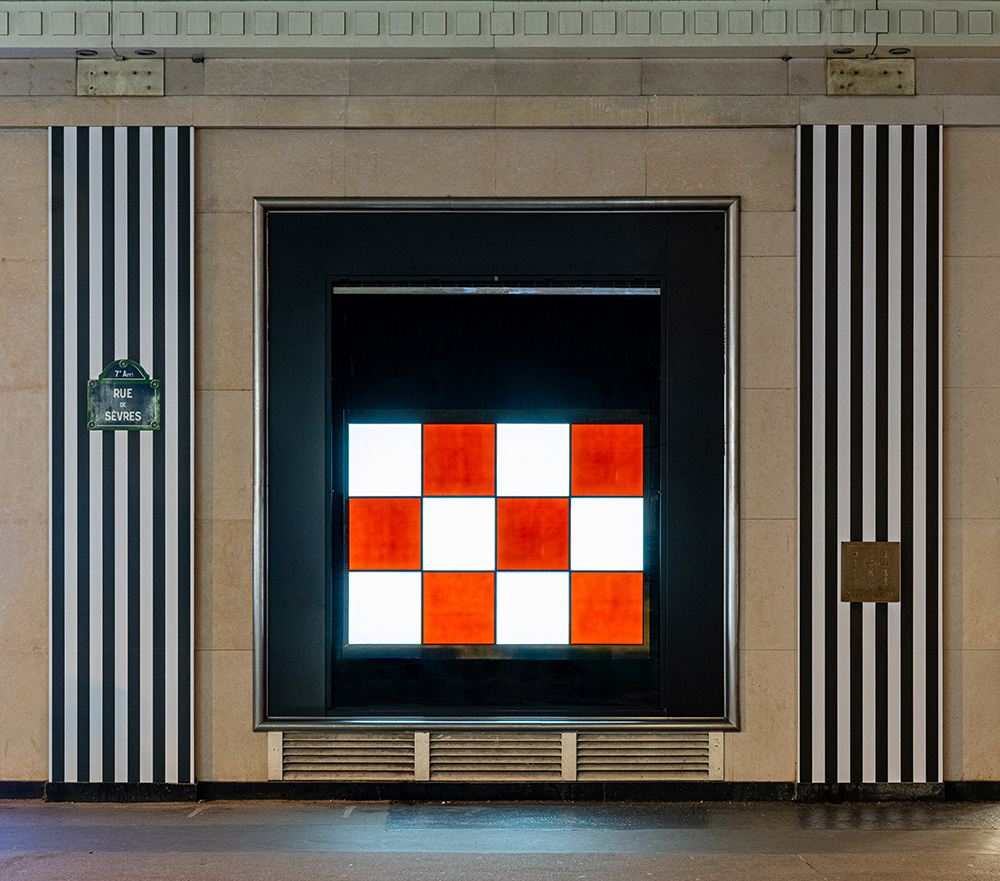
[496,497,569,571]
[348,498,422,570]
[570,572,644,644]
[423,423,496,496]
[571,423,643,497]
[423,572,496,644]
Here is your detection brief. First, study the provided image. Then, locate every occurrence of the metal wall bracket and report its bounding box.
[827,58,915,96]
[77,58,164,96]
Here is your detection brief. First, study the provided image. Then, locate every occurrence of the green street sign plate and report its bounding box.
[87,359,161,431]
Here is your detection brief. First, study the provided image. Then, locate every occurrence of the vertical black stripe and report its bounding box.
[177,126,193,783]
[874,125,890,783]
[75,127,92,782]
[101,126,116,783]
[126,127,141,782]
[899,125,915,782]
[152,127,167,783]
[823,125,840,784]
[798,125,814,783]
[848,125,864,783]
[925,126,941,782]
[874,128,891,538]
[50,126,67,784]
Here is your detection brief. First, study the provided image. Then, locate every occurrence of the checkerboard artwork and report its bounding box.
[346,423,645,646]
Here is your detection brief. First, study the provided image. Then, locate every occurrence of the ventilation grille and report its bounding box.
[429,732,563,781]
[271,730,722,782]
[576,731,715,781]
[280,732,415,781]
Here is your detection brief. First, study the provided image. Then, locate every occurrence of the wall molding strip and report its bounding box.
[5,2,1000,58]
[49,126,194,784]
[797,124,942,784]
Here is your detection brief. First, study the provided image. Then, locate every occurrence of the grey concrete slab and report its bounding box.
[3,800,1000,880]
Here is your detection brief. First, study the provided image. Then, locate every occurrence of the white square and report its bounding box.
[348,423,421,497]
[570,497,644,571]
[496,572,569,644]
[423,497,495,571]
[348,571,421,644]
[496,424,569,497]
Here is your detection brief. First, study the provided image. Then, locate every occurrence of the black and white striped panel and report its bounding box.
[797,125,942,784]
[49,127,193,784]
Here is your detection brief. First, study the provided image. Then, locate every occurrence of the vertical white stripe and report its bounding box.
[189,130,196,782]
[911,126,929,782]
[796,125,804,777]
[810,127,827,782]
[88,127,104,781]
[890,126,904,784]
[114,128,129,361]
[936,126,944,779]
[63,129,79,784]
[139,128,155,783]
[862,605,875,782]
[113,126,129,782]
[836,125,853,784]
[861,125,877,782]
[862,125,877,541]
[163,128,180,783]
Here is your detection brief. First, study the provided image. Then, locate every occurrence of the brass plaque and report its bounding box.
[841,541,901,603]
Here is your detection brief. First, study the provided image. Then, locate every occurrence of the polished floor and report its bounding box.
[3,800,1000,880]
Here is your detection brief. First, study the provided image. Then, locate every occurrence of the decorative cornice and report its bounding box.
[0,1,999,58]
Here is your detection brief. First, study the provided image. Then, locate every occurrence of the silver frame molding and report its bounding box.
[252,197,739,732]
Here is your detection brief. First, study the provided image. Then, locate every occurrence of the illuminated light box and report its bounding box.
[422,497,496,571]
[348,571,422,644]
[346,421,645,648]
[423,572,496,645]
[423,423,495,496]
[571,572,644,644]
[496,497,569,571]
[496,572,570,644]
[496,423,570,497]
[348,497,422,570]
[348,423,422,497]
[569,497,644,571]
[571,423,644,496]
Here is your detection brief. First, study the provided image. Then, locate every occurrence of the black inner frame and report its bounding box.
[332,306,659,715]
[264,207,727,721]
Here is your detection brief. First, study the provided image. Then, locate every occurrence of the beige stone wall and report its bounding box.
[0,129,49,782]
[942,129,1000,781]
[0,54,997,783]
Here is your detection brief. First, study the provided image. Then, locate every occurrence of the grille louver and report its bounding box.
[576,731,716,780]
[271,730,722,782]
[429,732,563,781]
[280,732,415,781]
